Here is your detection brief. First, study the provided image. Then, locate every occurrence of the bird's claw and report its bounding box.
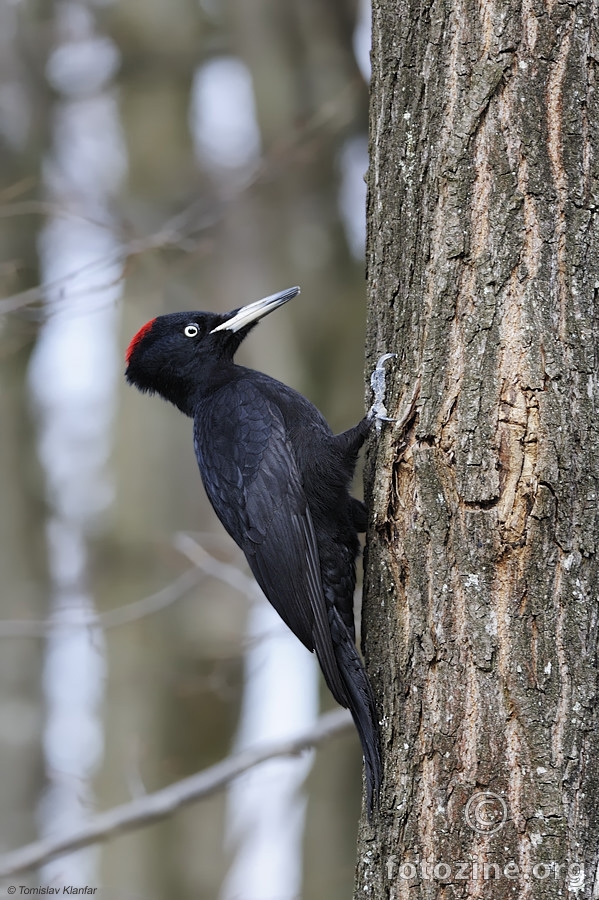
[368,353,397,431]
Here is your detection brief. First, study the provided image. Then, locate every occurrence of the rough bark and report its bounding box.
[356,0,599,897]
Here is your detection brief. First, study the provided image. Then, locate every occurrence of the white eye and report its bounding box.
[184,324,199,338]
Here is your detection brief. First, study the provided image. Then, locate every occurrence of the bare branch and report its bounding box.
[0,79,362,318]
[173,532,259,599]
[0,536,257,638]
[0,567,205,638]
[97,566,204,630]
[0,709,353,879]
[0,229,181,315]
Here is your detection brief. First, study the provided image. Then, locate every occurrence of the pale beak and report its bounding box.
[210,286,300,334]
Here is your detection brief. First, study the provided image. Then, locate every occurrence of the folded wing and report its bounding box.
[193,381,348,707]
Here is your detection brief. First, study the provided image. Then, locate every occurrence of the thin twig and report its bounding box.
[0,567,204,638]
[0,228,184,315]
[0,709,353,879]
[173,532,259,599]
[0,537,255,638]
[0,80,362,318]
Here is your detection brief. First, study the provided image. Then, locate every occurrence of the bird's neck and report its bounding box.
[179,359,244,416]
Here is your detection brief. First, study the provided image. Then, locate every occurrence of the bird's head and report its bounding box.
[125,286,300,415]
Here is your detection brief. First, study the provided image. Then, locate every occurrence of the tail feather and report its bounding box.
[317,607,382,819]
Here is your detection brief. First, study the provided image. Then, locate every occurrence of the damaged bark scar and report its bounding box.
[377,410,420,544]
[372,379,422,540]
[495,380,540,542]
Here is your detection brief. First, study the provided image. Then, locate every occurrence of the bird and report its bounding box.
[125,286,382,816]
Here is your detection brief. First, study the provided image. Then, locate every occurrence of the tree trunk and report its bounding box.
[356,0,599,897]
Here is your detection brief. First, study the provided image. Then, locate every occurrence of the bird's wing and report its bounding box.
[194,381,348,705]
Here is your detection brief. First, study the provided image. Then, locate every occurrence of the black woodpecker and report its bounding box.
[125,287,383,815]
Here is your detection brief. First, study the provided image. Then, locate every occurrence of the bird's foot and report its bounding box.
[368,353,397,431]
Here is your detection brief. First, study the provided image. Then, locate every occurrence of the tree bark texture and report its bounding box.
[356,0,599,897]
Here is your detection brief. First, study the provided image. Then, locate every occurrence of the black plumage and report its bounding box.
[125,287,381,815]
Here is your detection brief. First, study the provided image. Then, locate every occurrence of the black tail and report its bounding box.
[321,608,382,819]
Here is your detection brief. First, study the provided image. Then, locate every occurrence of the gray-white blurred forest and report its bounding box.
[0,0,372,897]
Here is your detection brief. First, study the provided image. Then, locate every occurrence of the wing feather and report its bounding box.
[194,382,347,705]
